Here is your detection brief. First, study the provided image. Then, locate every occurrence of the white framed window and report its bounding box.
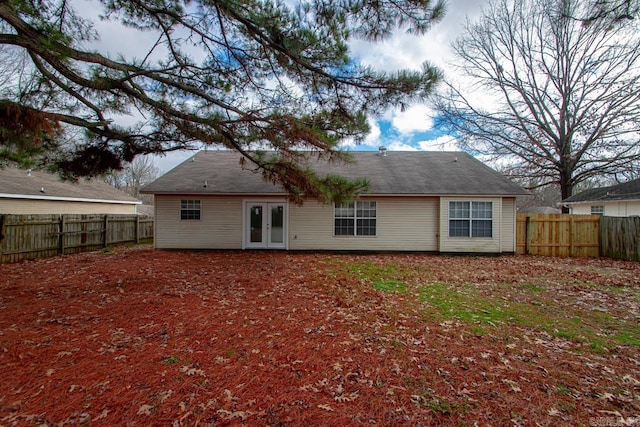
[449,201,493,238]
[591,205,604,216]
[180,199,201,220]
[334,201,376,236]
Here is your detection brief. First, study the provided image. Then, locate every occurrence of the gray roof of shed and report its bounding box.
[142,150,528,196]
[0,167,140,203]
[563,178,640,203]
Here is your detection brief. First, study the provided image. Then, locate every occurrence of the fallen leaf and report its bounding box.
[318,404,334,411]
[502,379,521,392]
[137,404,154,415]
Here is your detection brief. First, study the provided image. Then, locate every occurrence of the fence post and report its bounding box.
[597,217,602,257]
[569,215,574,257]
[135,215,140,244]
[0,214,5,260]
[525,215,531,255]
[58,215,65,255]
[103,215,109,248]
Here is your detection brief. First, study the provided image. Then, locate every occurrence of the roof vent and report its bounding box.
[204,181,208,188]
[26,169,32,177]
[378,146,387,157]
[39,187,45,193]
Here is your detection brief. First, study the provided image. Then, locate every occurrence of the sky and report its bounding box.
[73,0,487,173]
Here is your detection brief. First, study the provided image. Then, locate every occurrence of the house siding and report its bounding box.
[154,194,517,253]
[288,197,439,251]
[501,197,516,253]
[569,201,640,217]
[154,195,242,249]
[439,197,503,253]
[0,198,137,215]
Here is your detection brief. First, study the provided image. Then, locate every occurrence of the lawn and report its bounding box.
[0,247,639,425]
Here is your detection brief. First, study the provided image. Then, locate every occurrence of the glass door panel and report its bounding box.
[249,205,263,244]
[269,204,284,245]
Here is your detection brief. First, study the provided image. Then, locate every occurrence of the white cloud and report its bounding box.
[390,104,434,135]
[364,118,382,146]
[349,0,485,75]
[386,141,419,151]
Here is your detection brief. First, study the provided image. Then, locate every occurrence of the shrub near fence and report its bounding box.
[0,214,153,264]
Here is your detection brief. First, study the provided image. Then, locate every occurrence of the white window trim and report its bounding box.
[448,201,493,238]
[334,201,377,237]
[180,199,201,221]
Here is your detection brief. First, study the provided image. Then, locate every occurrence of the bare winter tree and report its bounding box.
[103,155,159,204]
[435,0,640,211]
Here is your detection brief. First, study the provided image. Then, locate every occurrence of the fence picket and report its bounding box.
[600,216,640,262]
[0,214,153,264]
[516,213,600,257]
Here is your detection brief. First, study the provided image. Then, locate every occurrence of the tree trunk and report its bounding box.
[559,169,573,214]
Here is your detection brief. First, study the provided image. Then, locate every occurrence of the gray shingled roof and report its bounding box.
[142,150,528,196]
[563,178,640,203]
[0,167,140,203]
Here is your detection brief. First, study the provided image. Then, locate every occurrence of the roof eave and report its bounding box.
[145,191,527,197]
[563,197,640,205]
[0,193,141,204]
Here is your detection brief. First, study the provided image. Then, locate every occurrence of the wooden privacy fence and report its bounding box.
[0,214,153,264]
[516,213,601,257]
[600,216,640,262]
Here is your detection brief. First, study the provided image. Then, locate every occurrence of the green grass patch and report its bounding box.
[419,282,523,325]
[417,282,639,350]
[614,330,640,347]
[332,259,639,351]
[162,355,179,364]
[423,397,470,415]
[343,260,419,283]
[372,280,406,293]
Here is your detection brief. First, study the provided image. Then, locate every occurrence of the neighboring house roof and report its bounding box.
[142,150,528,196]
[563,178,640,204]
[519,206,561,214]
[0,167,141,205]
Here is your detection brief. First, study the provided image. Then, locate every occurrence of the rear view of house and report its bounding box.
[142,150,529,253]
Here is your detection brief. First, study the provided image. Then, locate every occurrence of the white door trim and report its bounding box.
[242,200,288,249]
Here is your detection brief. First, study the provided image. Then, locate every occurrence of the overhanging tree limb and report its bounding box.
[0,0,444,203]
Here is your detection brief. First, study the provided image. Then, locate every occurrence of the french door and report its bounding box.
[245,202,287,249]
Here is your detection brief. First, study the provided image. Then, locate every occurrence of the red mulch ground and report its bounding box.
[0,246,639,426]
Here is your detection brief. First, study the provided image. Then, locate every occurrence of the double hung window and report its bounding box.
[449,201,492,238]
[180,199,201,220]
[335,201,376,236]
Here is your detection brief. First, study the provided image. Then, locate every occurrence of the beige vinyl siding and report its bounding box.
[501,197,516,253]
[154,195,242,249]
[0,198,137,215]
[439,197,503,253]
[289,197,439,251]
[569,201,640,217]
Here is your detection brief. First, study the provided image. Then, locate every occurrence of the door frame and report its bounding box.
[242,200,288,249]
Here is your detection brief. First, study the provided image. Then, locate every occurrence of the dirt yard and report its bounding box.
[1,247,639,426]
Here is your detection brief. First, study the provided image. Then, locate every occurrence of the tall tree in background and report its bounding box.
[103,156,159,204]
[436,0,640,210]
[0,0,444,203]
